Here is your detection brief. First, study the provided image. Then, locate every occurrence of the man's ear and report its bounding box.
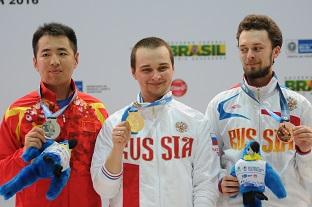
[74,52,79,68]
[131,67,136,79]
[272,46,281,59]
[33,57,39,72]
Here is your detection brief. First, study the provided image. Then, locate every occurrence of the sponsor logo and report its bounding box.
[285,39,312,58]
[284,76,312,98]
[171,79,187,97]
[169,41,226,60]
[86,84,111,93]
[298,40,312,53]
[229,104,241,110]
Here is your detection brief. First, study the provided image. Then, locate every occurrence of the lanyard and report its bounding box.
[121,92,173,122]
[240,78,289,123]
[38,87,77,119]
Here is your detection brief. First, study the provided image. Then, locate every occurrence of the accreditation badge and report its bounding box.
[42,117,61,140]
[126,111,144,133]
[276,121,294,143]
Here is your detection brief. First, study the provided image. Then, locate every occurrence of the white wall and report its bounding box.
[1,0,312,206]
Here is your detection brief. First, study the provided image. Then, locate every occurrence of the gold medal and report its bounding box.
[42,118,61,140]
[276,122,294,143]
[126,111,144,133]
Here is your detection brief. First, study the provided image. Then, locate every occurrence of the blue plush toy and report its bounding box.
[0,139,77,200]
[230,141,287,207]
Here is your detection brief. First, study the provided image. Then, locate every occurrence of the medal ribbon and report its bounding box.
[240,75,290,123]
[38,87,77,119]
[121,92,173,134]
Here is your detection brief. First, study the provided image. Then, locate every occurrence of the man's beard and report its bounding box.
[244,53,274,80]
[244,65,271,80]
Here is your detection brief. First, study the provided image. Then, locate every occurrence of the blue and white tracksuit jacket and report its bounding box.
[205,76,312,207]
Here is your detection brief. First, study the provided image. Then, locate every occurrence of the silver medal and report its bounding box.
[42,118,61,140]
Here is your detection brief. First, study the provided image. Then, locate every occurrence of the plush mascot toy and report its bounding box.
[230,141,286,207]
[0,139,77,200]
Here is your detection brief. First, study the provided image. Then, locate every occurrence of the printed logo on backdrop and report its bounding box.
[285,39,312,58]
[74,81,111,93]
[169,41,226,60]
[86,85,111,94]
[284,76,312,101]
[171,79,187,97]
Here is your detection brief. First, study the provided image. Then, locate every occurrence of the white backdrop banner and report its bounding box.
[1,0,311,206]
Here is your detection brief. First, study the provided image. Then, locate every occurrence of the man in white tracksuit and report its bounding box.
[91,37,220,207]
[205,14,312,207]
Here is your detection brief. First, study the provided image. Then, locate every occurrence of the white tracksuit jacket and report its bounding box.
[205,75,312,207]
[91,92,220,207]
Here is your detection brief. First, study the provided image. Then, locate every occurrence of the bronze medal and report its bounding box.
[276,122,294,143]
[126,111,144,133]
[42,117,61,140]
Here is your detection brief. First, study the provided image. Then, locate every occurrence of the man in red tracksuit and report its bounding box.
[0,22,108,207]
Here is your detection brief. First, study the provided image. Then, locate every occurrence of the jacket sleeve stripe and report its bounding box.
[90,103,108,125]
[5,106,30,141]
[101,166,122,180]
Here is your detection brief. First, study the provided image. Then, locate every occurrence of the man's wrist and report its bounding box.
[111,146,125,156]
[218,178,223,193]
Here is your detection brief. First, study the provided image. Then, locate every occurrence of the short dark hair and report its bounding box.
[32,22,77,57]
[130,37,174,70]
[236,14,283,49]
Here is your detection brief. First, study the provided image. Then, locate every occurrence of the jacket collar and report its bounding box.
[243,74,278,99]
[39,79,77,103]
[136,91,173,105]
